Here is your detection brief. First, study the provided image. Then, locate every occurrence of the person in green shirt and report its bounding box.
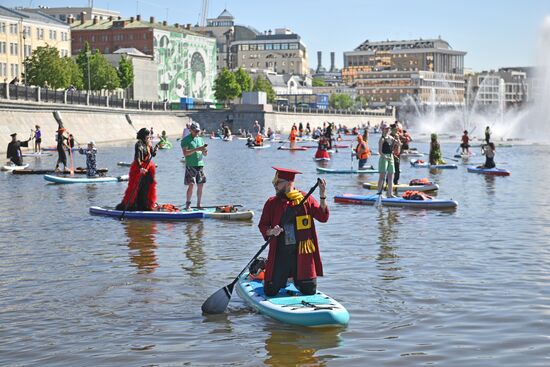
[181,121,208,210]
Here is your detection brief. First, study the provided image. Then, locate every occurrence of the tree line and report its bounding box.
[214,67,275,104]
[23,42,133,91]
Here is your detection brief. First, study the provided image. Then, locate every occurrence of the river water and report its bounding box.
[1,135,549,366]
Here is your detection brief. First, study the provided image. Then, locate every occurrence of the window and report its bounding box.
[241,44,249,51]
[257,44,264,50]
[9,43,18,56]
[0,42,5,54]
[265,43,273,50]
[281,43,289,50]
[9,23,18,34]
[249,44,257,51]
[24,45,31,57]
[10,63,19,78]
[273,43,280,50]
[23,26,31,38]
[52,31,57,40]
[0,23,5,33]
[0,63,6,77]
[289,43,298,50]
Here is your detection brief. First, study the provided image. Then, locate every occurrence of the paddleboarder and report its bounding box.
[258,167,329,296]
[33,125,42,153]
[390,123,403,185]
[255,132,264,146]
[54,128,68,172]
[314,135,330,160]
[354,135,371,169]
[181,122,208,210]
[6,132,31,166]
[479,142,496,169]
[485,126,491,144]
[376,122,397,198]
[289,126,298,149]
[460,130,471,155]
[116,128,158,211]
[429,133,445,165]
[78,141,98,177]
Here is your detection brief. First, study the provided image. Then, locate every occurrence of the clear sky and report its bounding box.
[5,0,550,71]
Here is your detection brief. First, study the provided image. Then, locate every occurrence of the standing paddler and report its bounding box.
[116,128,158,211]
[181,121,208,210]
[258,167,329,296]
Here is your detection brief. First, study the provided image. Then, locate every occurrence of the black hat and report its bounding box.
[10,133,16,137]
[136,127,150,141]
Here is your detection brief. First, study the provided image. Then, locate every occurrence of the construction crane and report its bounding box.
[199,0,209,27]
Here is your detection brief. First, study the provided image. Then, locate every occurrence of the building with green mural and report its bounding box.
[71,15,217,102]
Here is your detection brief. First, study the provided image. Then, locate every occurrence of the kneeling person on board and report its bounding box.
[7,132,31,166]
[479,142,496,169]
[258,167,329,296]
[181,122,207,210]
[78,141,98,177]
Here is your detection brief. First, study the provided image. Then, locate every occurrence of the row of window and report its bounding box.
[0,42,68,58]
[79,33,149,42]
[239,43,299,51]
[0,22,68,41]
[0,63,19,78]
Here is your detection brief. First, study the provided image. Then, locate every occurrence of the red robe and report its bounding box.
[258,192,329,281]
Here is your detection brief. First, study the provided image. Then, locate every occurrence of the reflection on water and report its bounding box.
[264,326,343,366]
[483,174,496,196]
[124,221,159,273]
[182,221,206,277]
[376,210,402,282]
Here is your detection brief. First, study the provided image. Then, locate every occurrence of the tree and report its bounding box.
[355,95,368,109]
[312,77,326,87]
[118,56,134,89]
[63,57,83,90]
[213,68,241,104]
[76,42,120,91]
[234,67,253,97]
[253,75,275,103]
[329,93,353,109]
[25,45,70,89]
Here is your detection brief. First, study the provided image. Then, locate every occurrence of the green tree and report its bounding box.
[63,57,83,90]
[118,56,134,89]
[253,75,275,103]
[355,95,368,109]
[234,67,253,97]
[76,43,120,91]
[213,68,241,104]
[329,93,353,109]
[25,45,70,88]
[312,77,326,87]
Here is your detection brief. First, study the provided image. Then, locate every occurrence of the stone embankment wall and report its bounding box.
[0,101,394,152]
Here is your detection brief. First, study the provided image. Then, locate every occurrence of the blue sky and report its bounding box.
[6,0,550,71]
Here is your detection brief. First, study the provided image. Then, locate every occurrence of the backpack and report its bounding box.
[402,190,432,201]
[249,257,266,276]
[409,178,432,186]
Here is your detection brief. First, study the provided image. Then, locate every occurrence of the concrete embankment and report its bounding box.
[0,101,394,153]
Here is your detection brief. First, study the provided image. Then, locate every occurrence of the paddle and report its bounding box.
[201,178,322,315]
[125,114,138,132]
[421,152,460,163]
[119,143,158,221]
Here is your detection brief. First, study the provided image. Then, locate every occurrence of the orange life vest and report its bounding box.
[255,135,263,145]
[356,141,370,160]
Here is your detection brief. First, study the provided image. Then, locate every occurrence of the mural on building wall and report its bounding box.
[154,30,217,102]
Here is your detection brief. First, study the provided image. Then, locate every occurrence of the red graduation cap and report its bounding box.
[272,166,301,181]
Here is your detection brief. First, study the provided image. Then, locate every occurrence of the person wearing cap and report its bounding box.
[258,167,329,296]
[78,141,98,177]
[54,128,68,172]
[6,132,31,166]
[181,121,208,210]
[376,122,397,197]
[116,128,158,211]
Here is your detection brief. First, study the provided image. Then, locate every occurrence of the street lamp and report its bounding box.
[86,50,91,93]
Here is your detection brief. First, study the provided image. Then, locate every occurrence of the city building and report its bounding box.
[193,9,309,76]
[465,68,528,108]
[231,28,308,76]
[17,6,120,23]
[103,48,157,101]
[0,6,71,83]
[192,9,257,71]
[342,38,466,107]
[312,51,343,86]
[71,15,217,102]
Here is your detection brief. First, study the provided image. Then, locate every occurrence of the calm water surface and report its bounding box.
[1,135,550,366]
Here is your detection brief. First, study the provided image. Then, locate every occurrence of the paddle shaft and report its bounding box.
[119,144,157,220]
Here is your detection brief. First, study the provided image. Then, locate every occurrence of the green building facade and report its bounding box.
[154,30,217,102]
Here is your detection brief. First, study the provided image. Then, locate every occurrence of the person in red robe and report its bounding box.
[258,167,329,296]
[116,128,158,211]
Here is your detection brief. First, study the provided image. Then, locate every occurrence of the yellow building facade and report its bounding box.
[0,6,71,83]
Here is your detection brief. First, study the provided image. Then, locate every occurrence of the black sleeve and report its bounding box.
[20,140,29,148]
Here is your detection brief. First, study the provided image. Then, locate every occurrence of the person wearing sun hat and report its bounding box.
[258,167,329,297]
[6,132,31,166]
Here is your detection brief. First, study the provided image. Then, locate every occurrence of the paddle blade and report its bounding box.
[201,283,235,314]
[375,193,383,208]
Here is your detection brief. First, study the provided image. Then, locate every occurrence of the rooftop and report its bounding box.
[71,18,207,38]
[0,5,68,26]
[356,38,452,51]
